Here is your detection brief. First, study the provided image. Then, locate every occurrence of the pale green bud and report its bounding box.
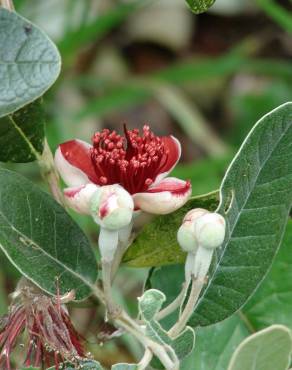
[194,212,226,249]
[177,208,208,253]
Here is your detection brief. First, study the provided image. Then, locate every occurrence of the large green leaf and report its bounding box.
[227,325,292,370]
[0,99,44,162]
[182,314,249,370]
[0,8,61,117]
[188,103,292,326]
[123,192,219,267]
[243,220,292,330]
[0,169,97,300]
[185,0,216,14]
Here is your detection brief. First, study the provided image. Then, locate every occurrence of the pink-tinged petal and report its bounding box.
[153,135,181,185]
[64,184,99,214]
[133,177,191,215]
[55,140,99,187]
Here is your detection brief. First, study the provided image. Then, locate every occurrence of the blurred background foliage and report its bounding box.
[1,0,292,368]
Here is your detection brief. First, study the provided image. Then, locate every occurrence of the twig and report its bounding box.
[138,348,153,370]
[117,311,178,370]
[155,281,189,321]
[168,276,204,338]
[101,260,121,319]
[38,139,65,206]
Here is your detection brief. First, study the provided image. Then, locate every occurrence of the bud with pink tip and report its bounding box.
[177,208,208,253]
[90,185,134,262]
[194,212,226,250]
[91,184,134,230]
[177,208,226,281]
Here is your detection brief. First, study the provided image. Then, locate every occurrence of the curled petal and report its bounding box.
[133,177,191,214]
[55,140,98,187]
[64,184,99,214]
[153,135,181,185]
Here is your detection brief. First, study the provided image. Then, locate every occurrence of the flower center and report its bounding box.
[90,125,169,194]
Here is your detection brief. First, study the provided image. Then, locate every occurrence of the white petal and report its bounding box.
[133,177,191,215]
[64,184,99,214]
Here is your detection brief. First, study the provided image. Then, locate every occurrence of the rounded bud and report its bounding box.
[177,208,209,253]
[177,223,197,253]
[194,212,226,249]
[91,184,134,230]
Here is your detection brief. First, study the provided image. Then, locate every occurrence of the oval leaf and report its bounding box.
[227,325,292,370]
[243,220,292,330]
[182,315,249,370]
[185,0,216,14]
[0,169,97,300]
[0,99,45,162]
[0,8,61,117]
[190,102,292,326]
[123,192,219,267]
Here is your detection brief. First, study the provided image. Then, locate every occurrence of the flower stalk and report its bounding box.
[167,209,226,337]
[39,139,65,206]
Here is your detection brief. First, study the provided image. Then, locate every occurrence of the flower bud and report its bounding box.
[91,184,134,230]
[177,208,209,253]
[194,212,226,249]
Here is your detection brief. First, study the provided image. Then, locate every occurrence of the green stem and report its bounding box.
[238,310,256,333]
[101,260,121,318]
[168,276,204,338]
[38,139,65,206]
[155,281,189,322]
[138,348,153,370]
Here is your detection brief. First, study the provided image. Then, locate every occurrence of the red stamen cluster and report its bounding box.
[0,289,85,370]
[90,125,169,194]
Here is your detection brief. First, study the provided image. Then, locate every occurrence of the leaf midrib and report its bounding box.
[6,115,41,159]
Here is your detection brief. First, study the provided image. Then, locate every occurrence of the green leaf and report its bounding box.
[111,364,138,370]
[123,191,219,267]
[181,314,249,370]
[0,8,61,117]
[227,325,292,370]
[189,103,292,327]
[243,220,292,330]
[185,0,216,14]
[48,360,104,369]
[138,289,195,363]
[0,99,44,162]
[0,169,97,300]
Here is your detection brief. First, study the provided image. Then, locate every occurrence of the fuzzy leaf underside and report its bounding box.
[138,289,195,368]
[0,8,61,118]
[227,325,292,370]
